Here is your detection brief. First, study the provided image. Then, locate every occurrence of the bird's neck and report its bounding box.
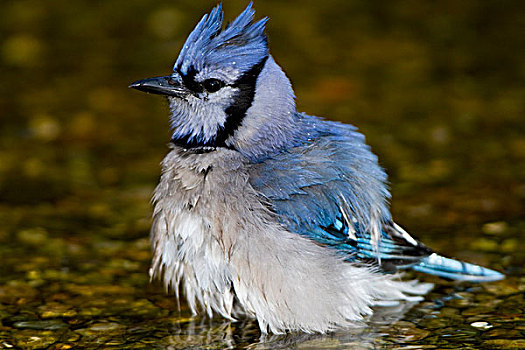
[227,56,300,160]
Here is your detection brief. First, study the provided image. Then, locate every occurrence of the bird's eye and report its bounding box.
[202,79,224,93]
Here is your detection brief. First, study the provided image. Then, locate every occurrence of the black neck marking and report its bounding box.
[170,134,226,149]
[215,55,269,146]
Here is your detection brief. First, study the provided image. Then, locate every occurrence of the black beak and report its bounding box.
[129,74,186,97]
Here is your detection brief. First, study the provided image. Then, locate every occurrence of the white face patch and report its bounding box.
[168,55,269,148]
[168,85,240,145]
[203,85,238,104]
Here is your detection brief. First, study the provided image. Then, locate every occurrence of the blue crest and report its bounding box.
[175,2,268,79]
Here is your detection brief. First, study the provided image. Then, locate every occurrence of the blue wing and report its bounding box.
[316,215,503,282]
[249,114,504,282]
[313,214,432,270]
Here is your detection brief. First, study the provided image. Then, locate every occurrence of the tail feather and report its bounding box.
[411,253,504,282]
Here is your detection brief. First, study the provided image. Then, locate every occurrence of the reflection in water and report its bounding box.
[162,317,384,349]
[159,301,420,349]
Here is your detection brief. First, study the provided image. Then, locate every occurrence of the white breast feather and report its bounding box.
[150,148,432,334]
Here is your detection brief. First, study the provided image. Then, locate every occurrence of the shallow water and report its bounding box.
[1,1,524,349]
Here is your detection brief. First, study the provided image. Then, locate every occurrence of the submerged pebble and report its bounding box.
[470,321,493,329]
[13,320,68,331]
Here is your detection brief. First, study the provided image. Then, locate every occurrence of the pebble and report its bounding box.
[13,320,68,331]
[470,321,493,329]
[14,330,58,349]
[75,322,124,336]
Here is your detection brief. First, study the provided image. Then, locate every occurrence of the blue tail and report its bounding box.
[411,253,504,282]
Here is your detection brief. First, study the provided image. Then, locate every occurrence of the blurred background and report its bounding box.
[0,0,524,348]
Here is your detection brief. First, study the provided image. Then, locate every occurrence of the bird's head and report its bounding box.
[130,3,298,159]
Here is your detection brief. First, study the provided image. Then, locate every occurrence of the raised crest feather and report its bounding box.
[175,2,269,78]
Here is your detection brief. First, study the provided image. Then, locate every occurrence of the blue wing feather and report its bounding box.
[250,113,392,233]
[249,113,504,282]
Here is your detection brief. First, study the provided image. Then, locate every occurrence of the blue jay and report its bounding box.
[130,3,504,334]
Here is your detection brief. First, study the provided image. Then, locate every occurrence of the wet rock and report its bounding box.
[296,338,342,349]
[75,322,124,336]
[127,344,151,349]
[482,222,508,235]
[446,296,473,308]
[393,327,431,342]
[484,283,521,296]
[390,320,431,341]
[434,326,478,339]
[16,227,48,245]
[62,332,81,342]
[484,328,522,338]
[461,306,493,316]
[48,344,75,350]
[482,339,525,349]
[13,320,68,330]
[64,283,136,296]
[419,317,449,329]
[470,321,493,329]
[14,330,58,349]
[0,340,16,349]
[469,237,499,251]
[501,239,518,253]
[0,283,38,304]
[439,307,460,317]
[160,334,209,348]
[77,307,103,317]
[128,299,163,317]
[38,302,77,319]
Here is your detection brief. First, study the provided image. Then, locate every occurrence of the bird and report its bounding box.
[130,3,504,334]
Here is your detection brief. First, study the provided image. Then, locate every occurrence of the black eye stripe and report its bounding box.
[176,66,229,94]
[176,65,203,93]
